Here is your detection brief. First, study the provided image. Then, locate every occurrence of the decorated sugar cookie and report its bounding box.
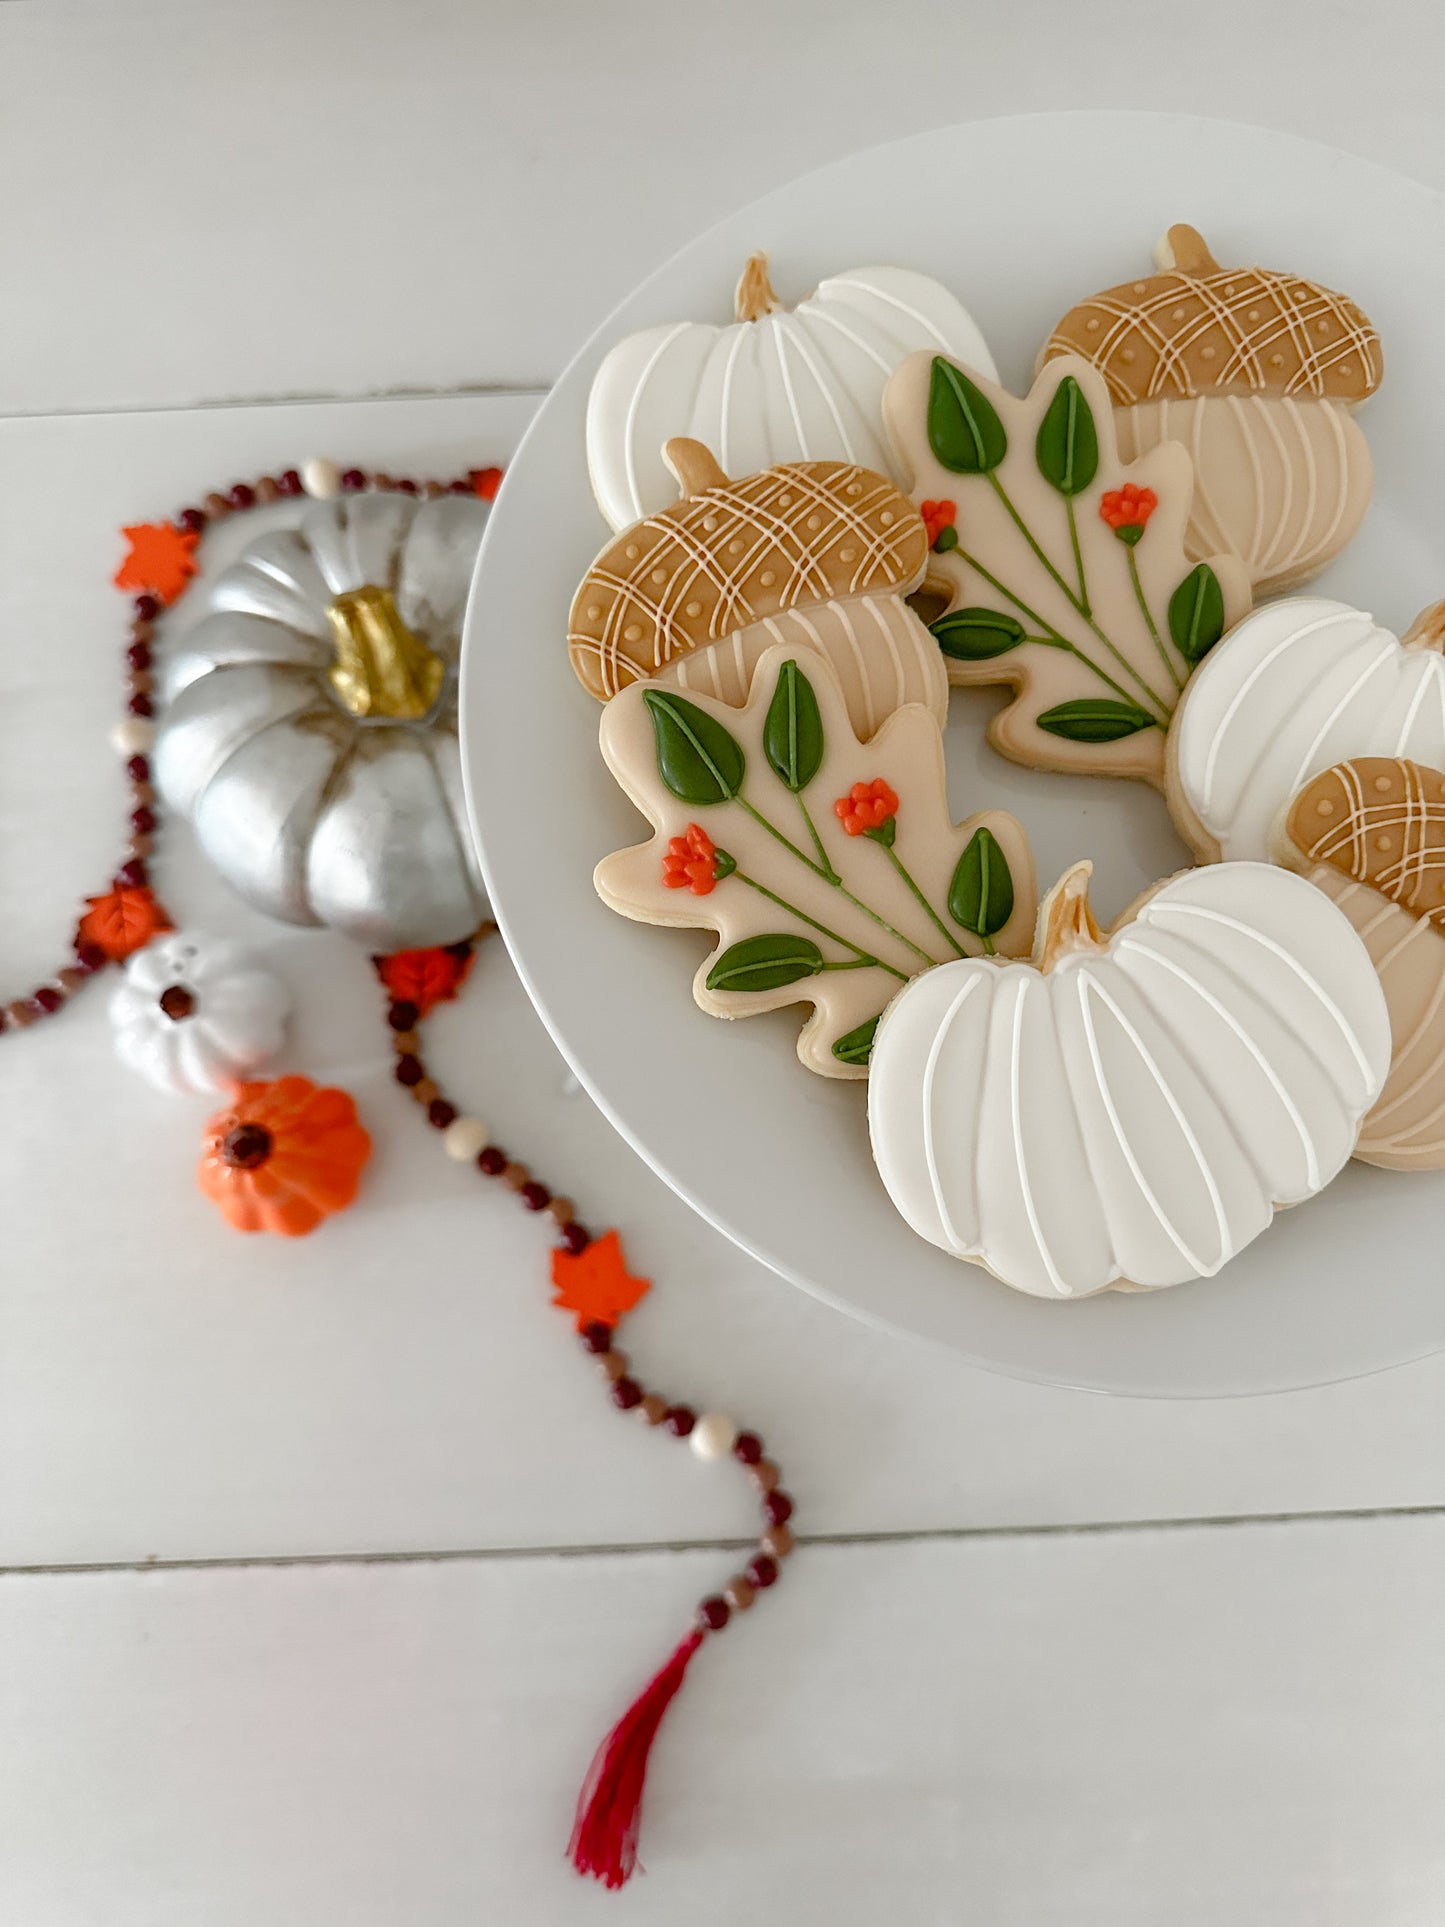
[1040,225,1383,595]
[883,351,1250,784]
[1168,597,1445,862]
[594,643,1036,1078]
[867,859,1390,1298]
[1281,757,1445,1170]
[568,439,948,740]
[586,253,995,530]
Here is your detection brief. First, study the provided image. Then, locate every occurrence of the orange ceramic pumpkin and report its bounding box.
[198,1075,370,1236]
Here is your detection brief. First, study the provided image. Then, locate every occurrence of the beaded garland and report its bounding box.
[5,455,791,1890]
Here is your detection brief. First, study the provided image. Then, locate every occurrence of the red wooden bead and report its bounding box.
[579,1319,613,1354]
[176,507,207,534]
[664,1406,695,1437]
[733,1431,764,1465]
[697,1596,731,1632]
[520,1181,550,1212]
[610,1376,642,1411]
[427,1098,457,1130]
[277,469,303,496]
[117,857,148,888]
[341,468,366,491]
[133,594,161,622]
[128,692,153,717]
[126,642,152,671]
[745,1554,779,1590]
[477,1146,507,1176]
[448,478,472,495]
[131,806,157,834]
[73,940,107,973]
[762,1490,794,1527]
[126,754,151,784]
[228,483,257,510]
[387,999,419,1032]
[561,1221,590,1255]
[394,1054,424,1088]
[396,478,418,495]
[33,986,63,1014]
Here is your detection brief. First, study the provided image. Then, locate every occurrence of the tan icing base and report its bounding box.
[1304,867,1445,1170]
[1114,394,1372,598]
[595,642,1036,1079]
[656,596,948,740]
[885,351,1251,787]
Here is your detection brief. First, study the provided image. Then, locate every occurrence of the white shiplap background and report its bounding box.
[2,2,1443,1921]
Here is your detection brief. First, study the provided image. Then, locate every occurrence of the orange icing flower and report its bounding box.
[114,523,200,605]
[1099,484,1158,544]
[661,823,728,895]
[920,499,957,550]
[198,1075,371,1237]
[834,778,899,837]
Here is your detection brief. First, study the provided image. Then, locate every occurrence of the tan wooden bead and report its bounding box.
[748,1458,780,1494]
[761,1523,794,1560]
[423,480,446,498]
[129,620,154,645]
[502,1161,531,1191]
[390,1030,419,1055]
[203,491,231,518]
[128,833,154,859]
[547,1195,575,1227]
[255,477,281,504]
[6,1000,37,1028]
[723,1576,756,1613]
[637,1394,668,1426]
[373,473,394,491]
[130,781,155,807]
[412,1077,439,1107]
[597,1350,629,1383]
[57,968,86,992]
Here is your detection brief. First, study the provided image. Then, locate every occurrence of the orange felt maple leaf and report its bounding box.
[550,1229,651,1331]
[114,523,200,605]
[76,882,171,961]
[373,944,474,1017]
[469,466,503,501]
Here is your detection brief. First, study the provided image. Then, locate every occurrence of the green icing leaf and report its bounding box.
[832,1013,882,1067]
[927,358,1007,474]
[948,827,1014,939]
[931,608,1026,661]
[642,689,745,805]
[705,934,824,994]
[1036,699,1158,743]
[1168,563,1226,663]
[1034,375,1098,497]
[761,658,824,794]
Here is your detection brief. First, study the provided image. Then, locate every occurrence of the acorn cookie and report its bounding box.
[1040,225,1383,595]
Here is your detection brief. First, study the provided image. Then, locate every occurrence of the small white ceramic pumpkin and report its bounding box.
[585,254,996,530]
[110,933,289,1096]
[867,860,1390,1298]
[1169,596,1445,861]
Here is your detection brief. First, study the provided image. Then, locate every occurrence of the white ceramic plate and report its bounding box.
[462,112,1445,1396]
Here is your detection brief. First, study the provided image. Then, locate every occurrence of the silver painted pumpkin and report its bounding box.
[156,493,489,949]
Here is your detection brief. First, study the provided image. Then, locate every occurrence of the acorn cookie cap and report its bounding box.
[567,438,928,702]
[1041,224,1383,406]
[1286,757,1445,927]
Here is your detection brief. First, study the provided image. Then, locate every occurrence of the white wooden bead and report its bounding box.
[111,717,155,756]
[442,1116,489,1162]
[301,457,342,500]
[689,1412,737,1462]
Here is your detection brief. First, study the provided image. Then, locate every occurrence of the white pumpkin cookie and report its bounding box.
[867,859,1390,1298]
[568,438,948,740]
[1279,757,1445,1171]
[1167,596,1445,862]
[883,351,1250,786]
[586,253,995,530]
[594,642,1036,1079]
[1040,225,1383,595]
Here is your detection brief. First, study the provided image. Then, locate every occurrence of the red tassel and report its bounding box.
[568,1626,704,1888]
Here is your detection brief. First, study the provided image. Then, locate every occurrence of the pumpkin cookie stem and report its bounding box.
[1126,550,1184,694]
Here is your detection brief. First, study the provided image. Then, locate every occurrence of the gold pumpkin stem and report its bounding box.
[1155,223,1221,276]
[1402,600,1445,653]
[734,252,779,323]
[326,586,446,720]
[663,437,730,499]
[1036,861,1105,973]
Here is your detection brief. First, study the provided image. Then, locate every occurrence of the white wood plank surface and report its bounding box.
[2,1518,1441,1925]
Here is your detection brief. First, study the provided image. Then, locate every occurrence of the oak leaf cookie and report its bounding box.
[1040,224,1383,596]
[867,859,1390,1299]
[568,438,947,740]
[1280,756,1445,1170]
[585,252,995,530]
[593,642,1036,1078]
[883,350,1250,785]
[1167,596,1445,862]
